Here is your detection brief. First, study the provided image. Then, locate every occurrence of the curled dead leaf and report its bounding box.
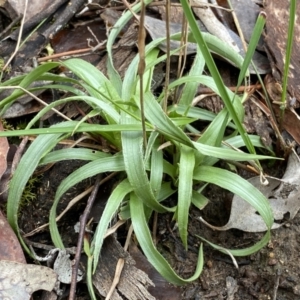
[0,261,57,299]
[200,151,300,232]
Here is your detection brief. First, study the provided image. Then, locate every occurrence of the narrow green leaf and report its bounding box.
[193,141,274,162]
[39,148,110,165]
[178,46,205,106]
[144,131,159,164]
[62,58,121,101]
[130,193,204,285]
[175,105,219,124]
[0,62,60,108]
[121,113,173,212]
[179,0,257,159]
[91,179,133,272]
[237,12,266,87]
[193,166,273,229]
[150,141,163,198]
[0,123,153,137]
[192,190,209,210]
[177,145,195,248]
[105,0,154,94]
[198,231,271,256]
[26,96,120,130]
[49,155,126,248]
[6,122,75,253]
[138,92,193,146]
[281,0,296,108]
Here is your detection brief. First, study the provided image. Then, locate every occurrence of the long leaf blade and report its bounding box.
[177,145,195,248]
[130,193,204,285]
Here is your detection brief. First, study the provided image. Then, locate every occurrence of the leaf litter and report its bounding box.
[1,0,300,299]
[200,151,300,232]
[0,260,57,300]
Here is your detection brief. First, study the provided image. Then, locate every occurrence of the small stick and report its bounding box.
[11,136,28,174]
[3,0,28,70]
[23,172,118,237]
[105,224,133,299]
[272,269,281,300]
[163,0,171,111]
[152,211,158,245]
[105,258,125,300]
[0,15,22,39]
[69,174,102,300]
[0,86,71,121]
[226,0,248,51]
[196,83,262,95]
[37,48,99,62]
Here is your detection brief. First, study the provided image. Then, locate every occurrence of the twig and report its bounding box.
[104,220,126,239]
[152,211,158,245]
[11,136,29,174]
[37,48,96,62]
[24,172,118,237]
[174,15,188,103]
[124,224,133,252]
[191,0,239,52]
[121,0,140,20]
[105,258,125,300]
[148,1,232,10]
[23,236,76,255]
[272,269,281,300]
[105,224,133,300]
[3,0,28,70]
[0,86,71,121]
[163,0,171,112]
[135,0,147,149]
[196,83,261,95]
[226,0,248,51]
[0,15,22,39]
[69,174,102,300]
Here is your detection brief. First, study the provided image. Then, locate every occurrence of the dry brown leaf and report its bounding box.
[0,260,57,299]
[0,120,9,180]
[0,210,26,263]
[264,0,300,106]
[231,0,264,50]
[4,0,60,21]
[191,0,239,52]
[201,151,300,232]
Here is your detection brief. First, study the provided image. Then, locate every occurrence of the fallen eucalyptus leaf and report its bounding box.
[191,0,240,52]
[264,0,300,106]
[0,211,26,263]
[0,120,8,181]
[0,260,57,300]
[231,0,265,50]
[200,151,300,232]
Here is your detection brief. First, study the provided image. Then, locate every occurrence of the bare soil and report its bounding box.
[20,159,300,300]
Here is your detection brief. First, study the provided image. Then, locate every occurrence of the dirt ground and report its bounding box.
[181,193,300,300]
[19,159,300,300]
[2,1,300,299]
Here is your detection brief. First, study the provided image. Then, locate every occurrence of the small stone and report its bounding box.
[268,258,277,266]
[244,269,258,281]
[206,260,213,268]
[269,252,275,258]
[293,284,300,296]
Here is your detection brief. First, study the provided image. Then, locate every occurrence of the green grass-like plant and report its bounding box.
[0,1,278,297]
